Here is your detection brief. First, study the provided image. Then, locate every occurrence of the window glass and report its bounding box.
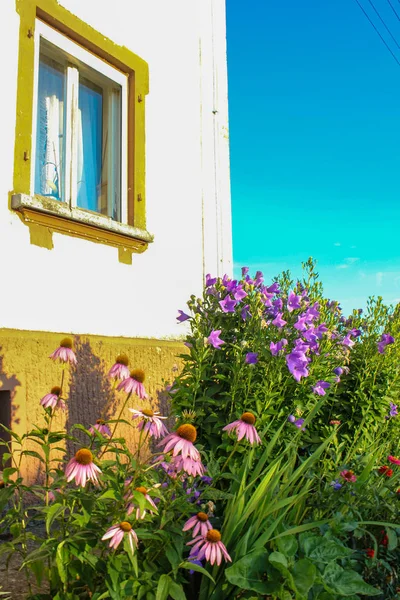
[34,54,65,201]
[77,77,103,213]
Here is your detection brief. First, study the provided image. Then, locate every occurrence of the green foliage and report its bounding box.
[1,259,400,599]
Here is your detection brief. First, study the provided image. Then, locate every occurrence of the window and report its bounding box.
[12,0,151,257]
[33,20,127,222]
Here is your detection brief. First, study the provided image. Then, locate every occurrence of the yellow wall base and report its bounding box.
[0,328,184,481]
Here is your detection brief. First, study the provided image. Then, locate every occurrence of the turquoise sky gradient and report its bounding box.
[226,0,400,314]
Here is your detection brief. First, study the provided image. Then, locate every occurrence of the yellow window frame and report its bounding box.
[12,0,151,259]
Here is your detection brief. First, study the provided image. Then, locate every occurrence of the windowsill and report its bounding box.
[11,193,154,253]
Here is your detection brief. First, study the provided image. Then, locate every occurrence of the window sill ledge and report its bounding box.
[11,193,154,253]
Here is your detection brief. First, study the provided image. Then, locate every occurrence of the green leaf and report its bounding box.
[292,559,316,597]
[308,539,352,563]
[386,527,397,551]
[0,487,15,512]
[277,534,298,557]
[45,503,66,535]
[56,541,67,584]
[268,551,288,569]
[2,467,18,483]
[156,574,170,600]
[168,581,186,600]
[225,550,273,594]
[180,562,216,583]
[323,563,381,596]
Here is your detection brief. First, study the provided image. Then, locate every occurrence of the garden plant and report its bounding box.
[0,258,399,599]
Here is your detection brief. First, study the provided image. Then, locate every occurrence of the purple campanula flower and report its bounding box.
[294,418,305,430]
[245,352,259,364]
[177,310,191,323]
[330,480,343,491]
[201,476,213,485]
[389,402,398,418]
[287,414,296,423]
[286,350,310,382]
[207,330,225,349]
[273,298,283,311]
[378,333,395,354]
[205,274,217,287]
[334,367,343,376]
[270,339,288,356]
[349,328,362,337]
[294,338,309,353]
[241,267,249,277]
[312,381,330,396]
[241,304,251,321]
[226,280,238,292]
[262,296,273,308]
[294,316,308,332]
[272,312,287,328]
[206,287,219,298]
[342,334,355,348]
[219,296,237,313]
[222,274,230,286]
[254,271,264,285]
[287,291,302,312]
[315,323,328,339]
[233,286,247,302]
[267,282,280,294]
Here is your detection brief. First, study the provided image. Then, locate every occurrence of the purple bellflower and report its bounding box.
[219,296,237,313]
[245,352,259,364]
[378,333,395,354]
[312,381,330,396]
[208,330,225,349]
[270,339,288,356]
[177,310,191,323]
[287,291,302,312]
[272,313,287,328]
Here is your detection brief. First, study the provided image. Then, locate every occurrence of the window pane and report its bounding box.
[77,76,122,219]
[35,55,65,200]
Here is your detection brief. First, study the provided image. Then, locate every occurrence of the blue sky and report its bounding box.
[226,0,400,314]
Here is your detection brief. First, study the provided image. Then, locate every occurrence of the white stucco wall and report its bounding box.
[0,0,232,339]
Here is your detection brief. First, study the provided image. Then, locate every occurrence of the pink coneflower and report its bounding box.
[183,512,212,538]
[158,424,200,460]
[108,354,130,381]
[117,369,147,399]
[171,454,205,477]
[187,529,231,566]
[40,386,66,410]
[49,338,77,365]
[129,408,168,439]
[89,419,112,437]
[223,412,261,445]
[65,449,101,487]
[388,455,400,465]
[102,521,138,553]
[340,469,357,482]
[127,486,158,519]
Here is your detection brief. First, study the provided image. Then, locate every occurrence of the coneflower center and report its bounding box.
[142,409,154,417]
[241,412,256,425]
[116,354,129,366]
[206,529,221,543]
[135,486,148,495]
[60,338,73,349]
[131,369,145,383]
[96,419,105,425]
[196,512,209,522]
[51,386,62,396]
[177,424,197,443]
[75,448,93,465]
[119,521,132,532]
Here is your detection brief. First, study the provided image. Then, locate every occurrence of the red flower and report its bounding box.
[380,531,389,547]
[378,465,393,476]
[366,548,375,558]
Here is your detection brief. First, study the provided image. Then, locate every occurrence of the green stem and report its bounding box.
[99,391,132,458]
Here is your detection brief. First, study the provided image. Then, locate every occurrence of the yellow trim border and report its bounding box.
[12,0,150,256]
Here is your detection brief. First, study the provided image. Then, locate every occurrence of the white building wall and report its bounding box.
[0,0,232,339]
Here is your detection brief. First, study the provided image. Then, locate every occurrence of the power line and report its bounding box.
[387,0,400,21]
[367,0,400,48]
[352,0,400,67]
